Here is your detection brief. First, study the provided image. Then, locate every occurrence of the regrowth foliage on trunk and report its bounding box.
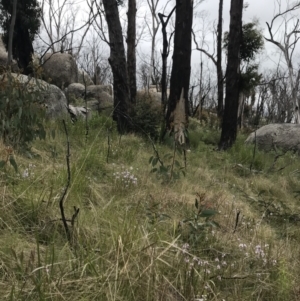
[165,0,193,146]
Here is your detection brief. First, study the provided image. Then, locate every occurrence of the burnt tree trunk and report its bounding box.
[102,0,132,133]
[218,0,243,150]
[217,0,224,119]
[127,0,137,104]
[7,0,17,67]
[165,0,193,144]
[158,6,176,112]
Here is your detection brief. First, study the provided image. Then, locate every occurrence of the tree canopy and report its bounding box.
[224,22,264,63]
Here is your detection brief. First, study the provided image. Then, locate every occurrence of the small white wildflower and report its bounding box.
[255,245,265,257]
[255,245,261,251]
[239,243,247,249]
[45,266,50,277]
[22,169,29,178]
[182,243,189,252]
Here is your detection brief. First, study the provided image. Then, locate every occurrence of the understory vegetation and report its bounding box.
[1,113,300,301]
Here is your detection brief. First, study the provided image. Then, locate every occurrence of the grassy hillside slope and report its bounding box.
[1,115,300,301]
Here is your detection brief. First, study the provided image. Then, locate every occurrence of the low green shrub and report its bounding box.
[131,92,162,140]
[0,74,46,150]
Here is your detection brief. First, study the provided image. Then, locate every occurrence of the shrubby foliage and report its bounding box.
[223,22,264,62]
[131,92,162,140]
[0,75,46,149]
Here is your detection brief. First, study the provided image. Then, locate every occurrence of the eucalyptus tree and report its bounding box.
[218,0,243,150]
[127,0,137,104]
[158,5,176,110]
[145,0,161,90]
[7,0,17,67]
[224,21,264,128]
[265,1,300,123]
[102,0,132,133]
[216,0,224,118]
[0,0,41,74]
[165,0,193,145]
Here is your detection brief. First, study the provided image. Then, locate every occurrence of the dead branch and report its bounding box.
[192,29,217,66]
[59,120,72,244]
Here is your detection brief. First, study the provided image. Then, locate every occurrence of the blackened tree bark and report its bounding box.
[127,0,137,104]
[165,0,193,145]
[218,0,243,150]
[0,0,41,75]
[158,6,176,112]
[13,18,34,74]
[7,0,17,67]
[216,0,224,118]
[102,0,132,133]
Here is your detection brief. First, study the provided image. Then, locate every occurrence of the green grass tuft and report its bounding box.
[1,115,300,300]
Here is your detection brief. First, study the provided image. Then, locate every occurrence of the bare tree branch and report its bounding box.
[192,29,217,66]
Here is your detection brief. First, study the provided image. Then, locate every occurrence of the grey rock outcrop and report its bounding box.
[86,85,113,98]
[65,83,113,112]
[87,91,113,113]
[78,69,94,86]
[0,36,18,72]
[66,83,85,103]
[0,73,67,117]
[136,91,161,103]
[245,123,300,153]
[67,104,91,122]
[42,53,78,89]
